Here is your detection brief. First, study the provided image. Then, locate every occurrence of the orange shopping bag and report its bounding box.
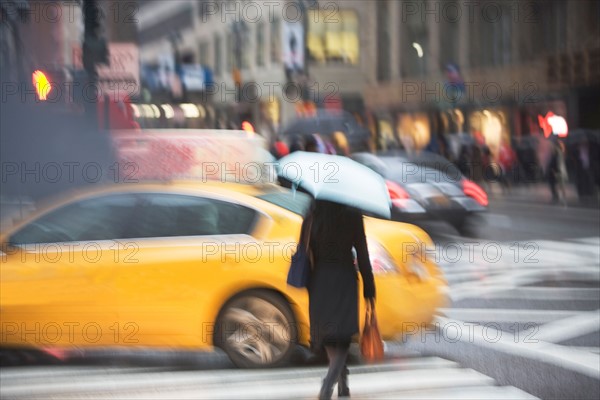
[360,300,384,362]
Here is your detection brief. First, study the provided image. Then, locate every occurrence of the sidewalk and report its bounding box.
[486,182,599,209]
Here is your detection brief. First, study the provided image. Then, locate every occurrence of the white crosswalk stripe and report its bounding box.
[437,237,600,301]
[434,236,600,380]
[0,356,538,399]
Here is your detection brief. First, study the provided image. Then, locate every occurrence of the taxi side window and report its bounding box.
[129,194,257,238]
[9,195,138,244]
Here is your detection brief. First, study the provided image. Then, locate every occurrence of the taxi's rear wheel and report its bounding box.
[214,291,297,368]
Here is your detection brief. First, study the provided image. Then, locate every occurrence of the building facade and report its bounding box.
[363,0,600,161]
[136,0,377,141]
[137,0,599,157]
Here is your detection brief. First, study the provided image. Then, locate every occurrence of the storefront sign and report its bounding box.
[179,65,205,91]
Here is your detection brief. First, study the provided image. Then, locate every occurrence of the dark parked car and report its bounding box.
[351,151,488,236]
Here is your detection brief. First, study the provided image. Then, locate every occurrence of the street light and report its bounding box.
[412,42,425,78]
[412,42,424,58]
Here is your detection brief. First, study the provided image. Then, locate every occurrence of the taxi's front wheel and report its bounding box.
[214,290,297,368]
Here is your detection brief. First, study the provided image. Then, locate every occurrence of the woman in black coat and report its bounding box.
[305,200,376,399]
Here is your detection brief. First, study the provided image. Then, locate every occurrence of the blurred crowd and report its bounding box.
[270,131,351,159]
[267,123,600,205]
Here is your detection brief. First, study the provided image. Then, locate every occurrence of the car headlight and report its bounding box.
[406,254,429,279]
[366,239,398,274]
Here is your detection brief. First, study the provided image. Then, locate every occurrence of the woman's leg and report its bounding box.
[319,344,350,399]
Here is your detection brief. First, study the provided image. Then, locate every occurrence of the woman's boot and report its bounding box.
[318,378,335,400]
[338,366,350,397]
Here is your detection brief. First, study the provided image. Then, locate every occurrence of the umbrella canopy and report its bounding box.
[277,152,392,219]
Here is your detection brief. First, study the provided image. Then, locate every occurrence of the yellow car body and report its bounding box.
[1,181,447,367]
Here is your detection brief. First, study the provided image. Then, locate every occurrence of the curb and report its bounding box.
[489,197,599,211]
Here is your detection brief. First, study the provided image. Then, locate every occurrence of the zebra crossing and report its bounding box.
[0,354,538,399]
[432,236,600,381]
[436,236,600,300]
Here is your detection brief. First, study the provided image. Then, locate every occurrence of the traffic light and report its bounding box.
[32,70,52,101]
[30,68,71,104]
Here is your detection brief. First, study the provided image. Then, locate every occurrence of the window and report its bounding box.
[180,52,195,64]
[376,1,391,81]
[256,191,312,216]
[10,195,138,244]
[256,22,265,67]
[214,34,222,76]
[307,9,359,65]
[545,1,567,53]
[227,31,235,71]
[476,4,512,66]
[439,3,460,66]
[400,4,427,78]
[130,194,257,238]
[271,18,281,64]
[199,41,209,66]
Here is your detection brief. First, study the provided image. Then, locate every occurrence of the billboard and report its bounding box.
[282,20,304,74]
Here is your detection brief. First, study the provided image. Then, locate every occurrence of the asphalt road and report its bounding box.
[423,198,600,242]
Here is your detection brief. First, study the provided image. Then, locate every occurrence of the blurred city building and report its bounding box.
[364,0,600,161]
[136,1,599,157]
[136,0,370,140]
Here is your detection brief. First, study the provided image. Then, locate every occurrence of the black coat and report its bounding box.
[306,207,376,349]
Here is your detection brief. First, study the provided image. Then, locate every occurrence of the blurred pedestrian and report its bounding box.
[457,144,473,179]
[555,141,569,206]
[479,143,492,191]
[270,136,290,159]
[289,136,305,153]
[305,134,320,152]
[307,134,330,153]
[547,140,564,204]
[305,200,376,399]
[498,142,516,192]
[331,131,350,156]
[573,136,599,204]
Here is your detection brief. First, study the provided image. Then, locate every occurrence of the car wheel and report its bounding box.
[214,291,297,368]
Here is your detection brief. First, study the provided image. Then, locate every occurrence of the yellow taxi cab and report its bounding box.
[0,181,447,368]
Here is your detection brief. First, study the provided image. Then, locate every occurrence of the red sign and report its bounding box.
[538,112,568,138]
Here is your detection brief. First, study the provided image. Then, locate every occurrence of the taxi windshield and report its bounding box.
[256,191,312,216]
